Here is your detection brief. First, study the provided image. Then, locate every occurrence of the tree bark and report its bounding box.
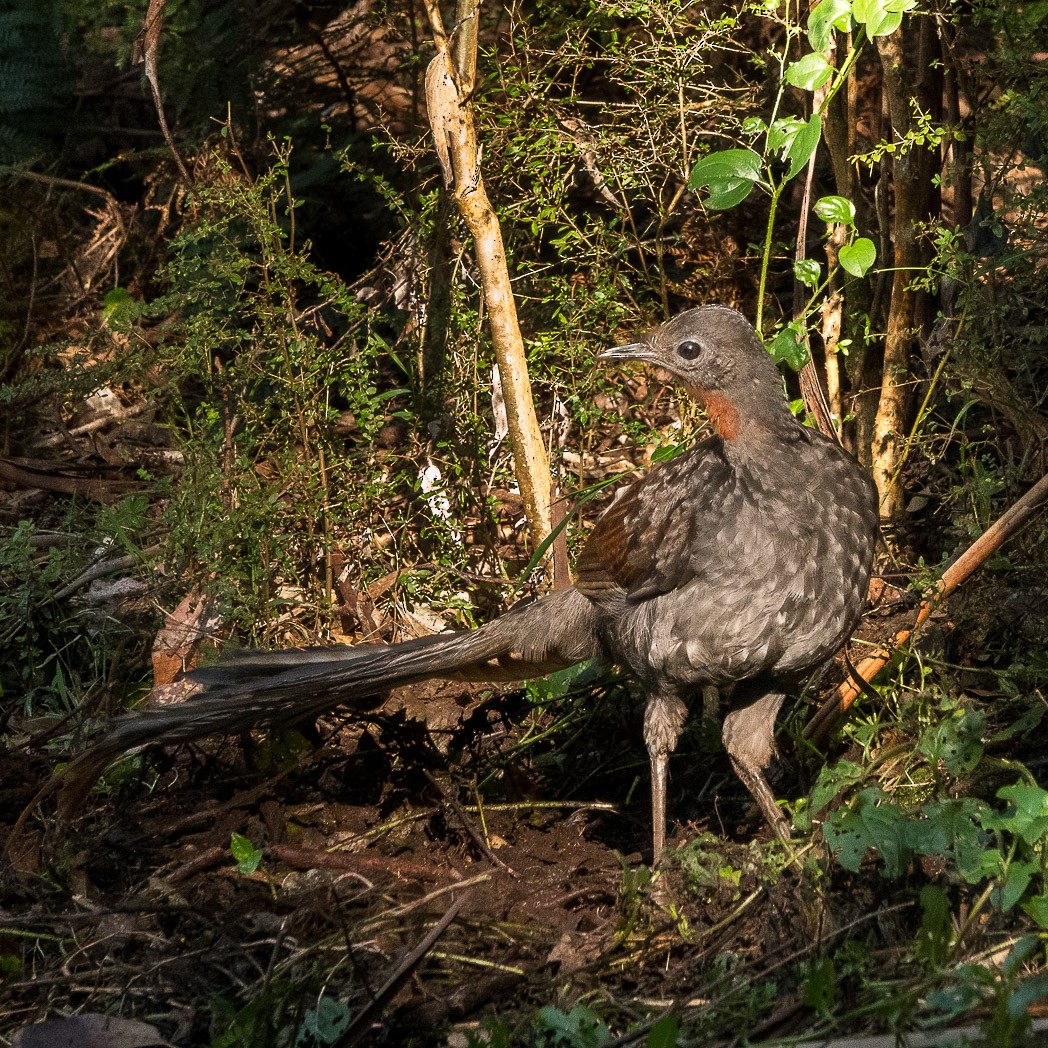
[870,30,928,519]
[822,35,876,460]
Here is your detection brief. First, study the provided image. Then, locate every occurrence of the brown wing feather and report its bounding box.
[574,480,649,597]
[574,436,728,602]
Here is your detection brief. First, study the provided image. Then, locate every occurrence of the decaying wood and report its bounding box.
[806,469,1048,741]
[420,0,552,547]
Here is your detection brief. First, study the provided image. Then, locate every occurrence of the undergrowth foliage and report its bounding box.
[129,140,395,640]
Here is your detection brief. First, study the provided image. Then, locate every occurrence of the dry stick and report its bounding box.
[271,844,451,883]
[333,887,473,1048]
[819,228,846,425]
[53,545,162,601]
[805,469,1048,742]
[423,770,513,874]
[815,29,848,431]
[134,0,190,182]
[421,0,552,547]
[0,459,143,500]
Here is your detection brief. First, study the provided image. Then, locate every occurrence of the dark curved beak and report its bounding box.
[598,341,656,363]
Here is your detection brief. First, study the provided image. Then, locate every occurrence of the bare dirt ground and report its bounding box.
[0,597,919,1046]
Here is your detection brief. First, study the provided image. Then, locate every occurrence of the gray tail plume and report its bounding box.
[52,587,599,817]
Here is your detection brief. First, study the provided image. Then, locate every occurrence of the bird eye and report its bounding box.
[676,340,703,360]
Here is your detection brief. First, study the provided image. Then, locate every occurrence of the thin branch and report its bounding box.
[806,468,1048,741]
[334,887,474,1047]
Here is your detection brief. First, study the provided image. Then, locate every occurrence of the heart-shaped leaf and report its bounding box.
[231,831,263,875]
[794,258,822,288]
[868,8,903,34]
[786,114,822,179]
[688,148,763,210]
[853,0,914,35]
[838,237,876,276]
[807,0,854,49]
[813,194,856,225]
[767,322,811,370]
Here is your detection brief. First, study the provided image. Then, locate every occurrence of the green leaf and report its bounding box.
[103,286,133,313]
[838,237,876,276]
[990,783,1048,844]
[651,441,688,463]
[1000,859,1039,911]
[807,0,854,49]
[823,787,909,875]
[794,258,821,288]
[803,956,837,1013]
[852,0,915,35]
[915,885,951,971]
[1003,935,1042,977]
[933,799,992,883]
[925,983,981,1022]
[766,117,799,155]
[645,1014,679,1048]
[813,194,856,225]
[767,322,810,371]
[526,661,596,703]
[1009,974,1048,1020]
[536,1005,611,1047]
[807,759,865,818]
[688,148,763,210]
[296,998,352,1047]
[786,114,822,179]
[103,287,138,328]
[785,52,833,91]
[1022,894,1048,930]
[868,8,902,34]
[917,707,985,776]
[230,832,263,875]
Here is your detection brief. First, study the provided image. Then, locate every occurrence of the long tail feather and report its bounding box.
[51,587,600,818]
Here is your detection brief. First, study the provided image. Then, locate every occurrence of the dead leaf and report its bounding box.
[151,591,221,685]
[12,1014,169,1048]
[425,52,456,185]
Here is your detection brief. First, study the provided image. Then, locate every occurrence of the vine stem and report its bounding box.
[755,182,782,336]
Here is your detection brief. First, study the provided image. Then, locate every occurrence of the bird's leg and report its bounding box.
[701,684,720,725]
[721,690,788,838]
[643,689,688,862]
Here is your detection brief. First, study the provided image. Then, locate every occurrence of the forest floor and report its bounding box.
[2,590,979,1048]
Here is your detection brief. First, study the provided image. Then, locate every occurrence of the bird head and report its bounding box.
[600,306,789,440]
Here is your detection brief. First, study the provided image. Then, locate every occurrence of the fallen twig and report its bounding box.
[424,769,514,874]
[53,545,161,602]
[806,468,1048,741]
[271,844,452,882]
[334,886,474,1047]
[0,459,143,500]
[165,845,227,884]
